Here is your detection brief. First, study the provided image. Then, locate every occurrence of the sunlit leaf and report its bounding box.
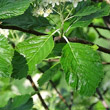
[0,0,30,19]
[60,43,104,96]
[17,35,54,74]
[0,35,13,77]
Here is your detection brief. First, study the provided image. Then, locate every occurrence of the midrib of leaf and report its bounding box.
[67,42,80,70]
[27,35,51,64]
[67,42,81,89]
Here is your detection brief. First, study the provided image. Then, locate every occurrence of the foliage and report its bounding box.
[0,0,110,110]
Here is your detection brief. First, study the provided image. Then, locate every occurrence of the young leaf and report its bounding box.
[0,0,30,19]
[60,43,104,96]
[38,63,61,86]
[11,51,28,79]
[17,35,54,74]
[0,35,14,78]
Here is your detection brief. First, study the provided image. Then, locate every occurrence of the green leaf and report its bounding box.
[71,2,110,28]
[11,51,28,79]
[71,17,92,28]
[75,4,100,17]
[0,0,30,19]
[0,95,33,110]
[0,35,14,78]
[0,90,14,108]
[11,95,30,109]
[48,43,65,58]
[75,1,110,17]
[17,35,54,74]
[52,43,65,56]
[60,43,104,96]
[1,6,50,30]
[93,101,106,110]
[38,63,61,86]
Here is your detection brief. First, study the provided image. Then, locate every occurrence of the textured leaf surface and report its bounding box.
[38,63,61,86]
[1,7,50,30]
[60,43,104,96]
[0,35,13,77]
[75,5,100,17]
[0,95,33,110]
[11,51,28,79]
[0,0,30,19]
[17,35,54,74]
[71,2,110,28]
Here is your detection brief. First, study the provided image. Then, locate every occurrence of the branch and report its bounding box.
[96,88,109,110]
[44,59,110,66]
[89,24,110,31]
[49,80,71,110]
[38,68,70,110]
[69,91,74,110]
[27,75,49,110]
[1,24,110,54]
[0,24,47,36]
[54,37,110,54]
[43,58,60,62]
[103,88,109,95]
[93,27,110,40]
[88,102,97,110]
[102,62,110,65]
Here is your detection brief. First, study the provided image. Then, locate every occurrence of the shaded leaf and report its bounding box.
[38,63,61,86]
[60,43,104,96]
[0,95,33,110]
[11,51,28,79]
[1,6,50,30]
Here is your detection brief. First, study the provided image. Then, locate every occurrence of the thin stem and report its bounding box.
[69,91,74,110]
[44,59,110,65]
[43,58,60,62]
[94,27,110,40]
[53,8,61,15]
[102,62,110,65]
[38,69,70,110]
[64,17,80,34]
[64,7,74,22]
[27,75,49,110]
[51,28,60,36]
[49,80,71,110]
[88,102,97,110]
[60,11,64,37]
[89,24,110,31]
[63,35,69,43]
[64,15,75,22]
